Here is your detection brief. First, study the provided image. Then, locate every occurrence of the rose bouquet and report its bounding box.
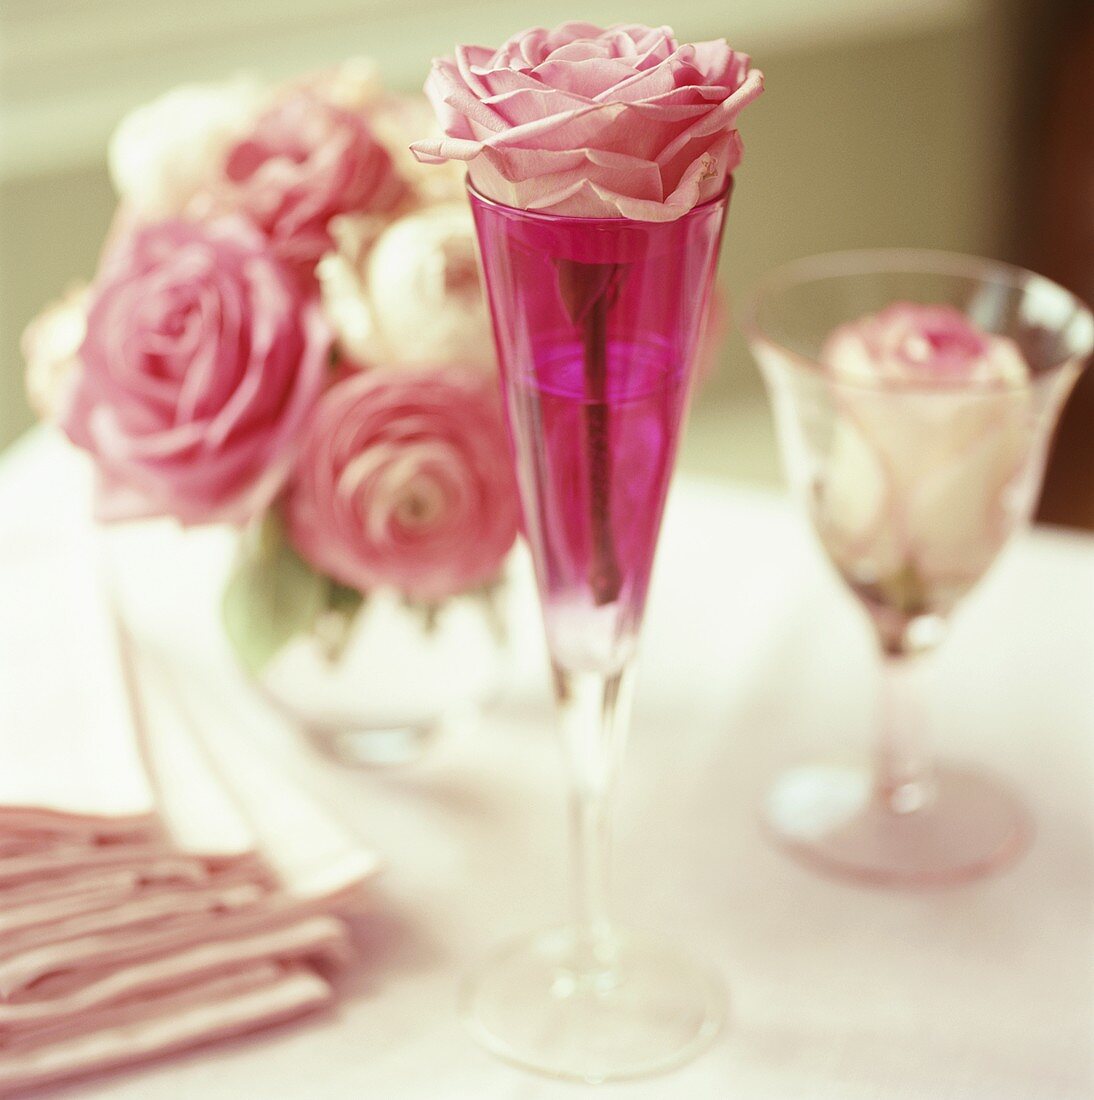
[22,60,530,759]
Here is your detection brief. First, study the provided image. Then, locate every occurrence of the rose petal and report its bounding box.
[480,86,592,127]
[531,57,645,99]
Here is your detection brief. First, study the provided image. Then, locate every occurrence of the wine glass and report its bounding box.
[464,183,730,1080]
[743,249,1093,886]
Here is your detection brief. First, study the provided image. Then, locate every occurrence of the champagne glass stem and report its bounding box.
[553,661,636,973]
[874,650,937,814]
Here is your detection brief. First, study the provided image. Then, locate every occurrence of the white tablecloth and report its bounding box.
[2,430,1092,1100]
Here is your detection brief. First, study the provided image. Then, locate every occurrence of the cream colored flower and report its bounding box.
[22,286,88,421]
[816,303,1033,610]
[299,57,383,113]
[316,214,391,367]
[318,203,493,371]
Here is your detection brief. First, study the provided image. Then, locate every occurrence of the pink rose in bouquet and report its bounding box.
[284,368,519,602]
[219,90,409,271]
[61,218,331,524]
[412,22,762,220]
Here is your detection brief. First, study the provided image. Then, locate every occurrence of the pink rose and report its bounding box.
[284,368,519,601]
[62,218,331,525]
[219,90,409,272]
[412,22,763,220]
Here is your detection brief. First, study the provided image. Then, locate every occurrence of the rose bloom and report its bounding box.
[317,203,493,370]
[284,368,520,601]
[218,90,409,272]
[412,22,763,220]
[816,302,1033,603]
[61,218,331,524]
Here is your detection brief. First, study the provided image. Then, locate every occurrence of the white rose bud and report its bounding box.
[816,303,1032,610]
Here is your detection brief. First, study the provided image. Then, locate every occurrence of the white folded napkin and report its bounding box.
[0,525,158,841]
[0,477,380,1093]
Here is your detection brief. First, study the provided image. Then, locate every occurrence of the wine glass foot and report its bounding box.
[460,927,725,1083]
[764,763,1029,886]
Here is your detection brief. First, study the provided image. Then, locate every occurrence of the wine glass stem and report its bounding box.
[875,651,937,813]
[553,660,636,973]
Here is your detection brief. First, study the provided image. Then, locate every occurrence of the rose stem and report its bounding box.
[583,290,622,606]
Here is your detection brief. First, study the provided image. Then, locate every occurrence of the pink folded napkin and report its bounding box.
[0,501,380,1093]
[0,965,333,1095]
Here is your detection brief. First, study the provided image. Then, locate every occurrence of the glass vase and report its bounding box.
[465,183,730,1081]
[253,585,509,767]
[744,249,1093,885]
[224,520,511,768]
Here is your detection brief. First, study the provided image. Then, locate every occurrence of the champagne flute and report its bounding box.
[464,182,730,1080]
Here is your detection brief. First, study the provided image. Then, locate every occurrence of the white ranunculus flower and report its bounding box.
[316,214,391,367]
[318,204,494,371]
[22,286,89,421]
[815,303,1033,611]
[108,77,266,218]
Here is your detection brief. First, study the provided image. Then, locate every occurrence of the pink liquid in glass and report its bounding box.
[509,339,688,670]
[470,186,729,673]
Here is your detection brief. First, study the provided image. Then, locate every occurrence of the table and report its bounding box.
[2,430,1092,1099]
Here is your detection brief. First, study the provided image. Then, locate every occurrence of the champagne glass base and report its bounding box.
[764,764,1029,886]
[460,927,725,1083]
